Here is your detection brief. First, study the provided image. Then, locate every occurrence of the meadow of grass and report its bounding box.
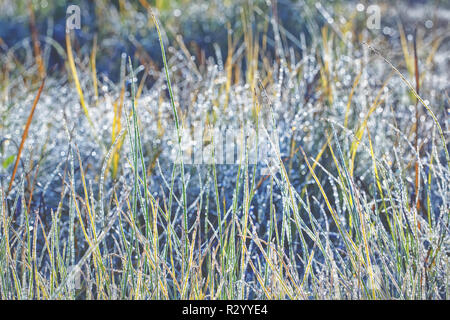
[0,0,448,299]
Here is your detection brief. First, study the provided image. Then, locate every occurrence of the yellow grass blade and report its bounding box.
[66,32,94,129]
[398,21,414,76]
[91,35,98,105]
[349,73,392,176]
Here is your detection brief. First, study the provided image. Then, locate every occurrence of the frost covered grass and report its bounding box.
[0,0,448,299]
